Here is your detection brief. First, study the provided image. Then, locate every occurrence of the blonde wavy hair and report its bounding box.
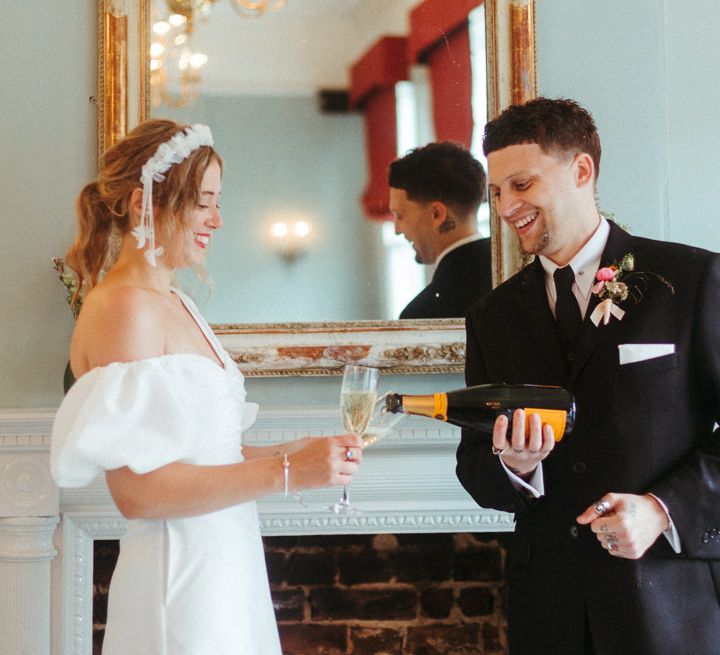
[65,119,222,308]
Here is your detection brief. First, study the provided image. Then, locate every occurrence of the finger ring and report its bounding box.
[491,446,508,455]
[344,448,354,461]
[512,448,523,453]
[594,500,611,515]
[608,541,619,552]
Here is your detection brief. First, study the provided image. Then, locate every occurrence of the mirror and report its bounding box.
[97,0,536,375]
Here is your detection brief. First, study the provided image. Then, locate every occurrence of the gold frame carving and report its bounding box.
[510,0,537,105]
[96,0,536,377]
[97,0,150,164]
[486,0,537,287]
[214,319,466,377]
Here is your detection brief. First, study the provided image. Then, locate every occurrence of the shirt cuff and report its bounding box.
[500,458,545,498]
[647,492,681,553]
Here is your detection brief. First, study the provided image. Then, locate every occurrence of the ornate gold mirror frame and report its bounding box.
[97,0,536,377]
[97,0,150,162]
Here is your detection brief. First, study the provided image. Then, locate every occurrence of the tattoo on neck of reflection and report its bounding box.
[438,219,456,234]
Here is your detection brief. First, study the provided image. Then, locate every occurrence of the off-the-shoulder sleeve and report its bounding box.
[51,356,252,487]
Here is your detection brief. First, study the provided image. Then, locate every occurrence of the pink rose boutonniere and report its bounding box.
[590,253,674,326]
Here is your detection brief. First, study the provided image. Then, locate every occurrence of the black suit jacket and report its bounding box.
[399,238,491,319]
[456,222,720,654]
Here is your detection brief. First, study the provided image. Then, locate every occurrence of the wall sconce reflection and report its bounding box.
[270,221,313,262]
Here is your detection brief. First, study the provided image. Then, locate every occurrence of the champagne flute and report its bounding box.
[331,364,378,514]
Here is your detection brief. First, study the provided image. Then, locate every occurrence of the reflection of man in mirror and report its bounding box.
[389,142,491,319]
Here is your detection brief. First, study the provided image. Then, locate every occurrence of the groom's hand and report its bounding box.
[577,493,670,559]
[494,409,555,478]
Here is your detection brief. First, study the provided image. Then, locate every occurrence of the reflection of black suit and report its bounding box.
[456,222,720,654]
[399,238,491,319]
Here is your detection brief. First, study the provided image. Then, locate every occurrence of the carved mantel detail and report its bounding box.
[0,419,58,518]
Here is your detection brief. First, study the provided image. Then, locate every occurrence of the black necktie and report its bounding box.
[554,266,583,352]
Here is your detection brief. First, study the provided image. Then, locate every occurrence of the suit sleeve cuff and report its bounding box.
[647,492,681,553]
[499,458,545,498]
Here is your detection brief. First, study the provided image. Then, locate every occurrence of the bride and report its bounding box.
[51,119,363,654]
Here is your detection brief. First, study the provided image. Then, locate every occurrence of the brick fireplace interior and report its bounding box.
[93,532,509,654]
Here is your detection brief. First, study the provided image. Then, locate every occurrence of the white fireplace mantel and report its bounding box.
[0,408,513,654]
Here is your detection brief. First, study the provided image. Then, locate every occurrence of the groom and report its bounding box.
[456,97,720,654]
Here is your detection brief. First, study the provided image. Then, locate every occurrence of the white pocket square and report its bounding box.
[618,343,675,365]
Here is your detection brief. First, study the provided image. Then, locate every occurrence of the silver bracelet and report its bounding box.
[282,453,290,498]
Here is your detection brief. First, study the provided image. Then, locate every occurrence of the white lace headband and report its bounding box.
[133,123,214,266]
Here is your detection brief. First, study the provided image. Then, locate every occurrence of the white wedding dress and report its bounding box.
[51,290,282,655]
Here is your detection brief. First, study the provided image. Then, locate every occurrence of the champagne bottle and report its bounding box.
[384,384,575,441]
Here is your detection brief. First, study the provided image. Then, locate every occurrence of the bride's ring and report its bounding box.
[345,448,355,461]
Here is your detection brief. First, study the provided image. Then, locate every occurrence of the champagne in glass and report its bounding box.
[331,364,378,514]
[341,389,377,435]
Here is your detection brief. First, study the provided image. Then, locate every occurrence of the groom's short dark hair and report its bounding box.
[389,141,486,216]
[483,97,601,179]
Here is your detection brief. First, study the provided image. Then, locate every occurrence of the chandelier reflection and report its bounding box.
[151,0,287,108]
[166,0,286,19]
[151,12,207,108]
[226,0,287,19]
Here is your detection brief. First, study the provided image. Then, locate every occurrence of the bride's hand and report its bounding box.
[286,434,364,490]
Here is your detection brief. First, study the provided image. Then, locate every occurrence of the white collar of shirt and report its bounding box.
[538,216,610,318]
[434,233,484,268]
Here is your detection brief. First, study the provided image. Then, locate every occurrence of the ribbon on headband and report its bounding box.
[133,124,214,266]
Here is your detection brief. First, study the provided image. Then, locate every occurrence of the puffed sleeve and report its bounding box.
[51,356,250,487]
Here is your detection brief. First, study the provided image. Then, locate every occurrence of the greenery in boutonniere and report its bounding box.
[592,252,674,306]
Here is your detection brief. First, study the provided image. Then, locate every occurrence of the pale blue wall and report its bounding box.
[1,2,95,408]
[537,0,720,251]
[1,1,718,408]
[164,95,385,323]
[663,1,720,247]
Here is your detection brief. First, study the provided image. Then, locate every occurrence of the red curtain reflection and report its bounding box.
[409,0,482,148]
[350,36,408,219]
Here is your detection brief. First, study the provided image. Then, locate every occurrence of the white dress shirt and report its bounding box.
[497,217,680,552]
[538,215,610,320]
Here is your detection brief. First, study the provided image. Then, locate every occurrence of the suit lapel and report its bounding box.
[569,222,635,385]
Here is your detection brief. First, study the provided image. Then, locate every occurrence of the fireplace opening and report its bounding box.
[94,532,509,654]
